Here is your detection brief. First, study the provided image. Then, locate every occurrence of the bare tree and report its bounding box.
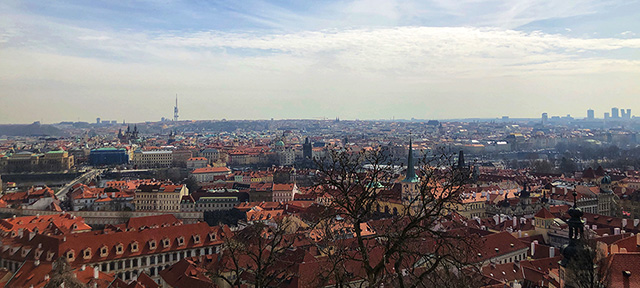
[312,146,481,288]
[44,257,87,288]
[563,236,606,288]
[209,216,301,288]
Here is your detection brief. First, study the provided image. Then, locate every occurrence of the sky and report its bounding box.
[1,0,639,124]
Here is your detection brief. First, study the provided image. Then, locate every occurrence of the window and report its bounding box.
[163,238,171,248]
[67,250,75,261]
[100,246,108,257]
[131,241,139,252]
[193,234,201,244]
[116,243,124,255]
[177,236,185,246]
[83,248,92,260]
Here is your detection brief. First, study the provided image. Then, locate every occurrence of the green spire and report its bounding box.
[403,137,419,183]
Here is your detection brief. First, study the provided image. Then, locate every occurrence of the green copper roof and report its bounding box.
[402,138,419,183]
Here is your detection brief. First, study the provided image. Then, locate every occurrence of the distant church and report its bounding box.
[118,125,139,142]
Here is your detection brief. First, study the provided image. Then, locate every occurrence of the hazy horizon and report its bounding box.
[1,1,639,124]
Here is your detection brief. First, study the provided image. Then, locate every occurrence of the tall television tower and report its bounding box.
[173,94,179,121]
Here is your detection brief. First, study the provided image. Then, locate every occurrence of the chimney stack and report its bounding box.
[94,266,99,279]
[549,246,555,257]
[531,240,538,256]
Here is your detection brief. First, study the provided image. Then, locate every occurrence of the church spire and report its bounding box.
[561,191,587,267]
[403,136,418,183]
[457,150,465,169]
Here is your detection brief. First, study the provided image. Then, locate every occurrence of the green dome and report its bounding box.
[275,140,285,146]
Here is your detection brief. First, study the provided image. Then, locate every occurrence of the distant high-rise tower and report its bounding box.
[173,95,179,121]
[604,112,610,120]
[96,118,101,124]
[541,113,548,125]
[587,109,594,120]
[627,109,632,119]
[612,107,619,119]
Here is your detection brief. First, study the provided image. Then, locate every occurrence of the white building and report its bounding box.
[131,150,173,168]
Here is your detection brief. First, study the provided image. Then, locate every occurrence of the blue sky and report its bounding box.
[1,0,639,123]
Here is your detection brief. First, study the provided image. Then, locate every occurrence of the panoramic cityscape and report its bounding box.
[1,1,640,288]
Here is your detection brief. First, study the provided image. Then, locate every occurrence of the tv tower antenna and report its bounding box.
[173,94,179,121]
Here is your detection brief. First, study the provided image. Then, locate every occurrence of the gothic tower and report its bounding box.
[402,137,419,205]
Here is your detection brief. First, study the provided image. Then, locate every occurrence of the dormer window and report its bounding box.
[116,243,124,255]
[100,246,108,257]
[209,233,216,241]
[162,238,170,248]
[193,234,201,244]
[47,251,55,261]
[177,236,185,246]
[67,250,75,261]
[131,241,139,252]
[149,240,157,250]
[83,248,91,260]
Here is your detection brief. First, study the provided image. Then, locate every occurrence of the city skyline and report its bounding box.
[1,1,639,124]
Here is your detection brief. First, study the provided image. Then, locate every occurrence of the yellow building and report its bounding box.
[0,150,73,172]
[131,150,173,168]
[134,183,188,212]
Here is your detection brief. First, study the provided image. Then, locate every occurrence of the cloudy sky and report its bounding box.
[1,0,639,123]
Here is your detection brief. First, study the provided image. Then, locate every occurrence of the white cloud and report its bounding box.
[1,0,639,123]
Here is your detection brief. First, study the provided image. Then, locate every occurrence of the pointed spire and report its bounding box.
[403,135,418,183]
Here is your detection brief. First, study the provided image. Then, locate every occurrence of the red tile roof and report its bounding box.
[191,167,231,174]
[0,213,91,236]
[602,253,640,288]
[534,207,554,219]
[0,219,227,266]
[159,258,216,288]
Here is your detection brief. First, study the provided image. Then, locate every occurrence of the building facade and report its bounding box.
[134,184,188,212]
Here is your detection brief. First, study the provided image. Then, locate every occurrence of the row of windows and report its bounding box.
[98,246,217,275]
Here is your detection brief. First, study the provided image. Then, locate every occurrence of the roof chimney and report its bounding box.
[44,274,49,281]
[623,218,628,227]
[94,266,99,279]
[81,264,86,271]
[549,246,555,258]
[531,240,538,256]
[34,260,40,266]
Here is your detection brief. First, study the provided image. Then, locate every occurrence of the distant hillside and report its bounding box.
[0,122,63,136]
